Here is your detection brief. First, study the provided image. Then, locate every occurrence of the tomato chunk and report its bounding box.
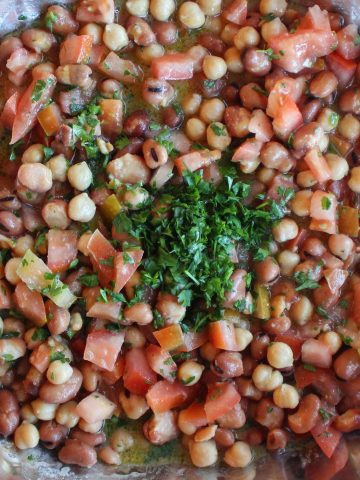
[336,25,360,60]
[305,439,349,480]
[87,229,117,287]
[0,91,20,130]
[14,281,46,326]
[146,380,189,413]
[208,320,239,351]
[310,191,337,235]
[153,324,184,351]
[86,301,122,322]
[76,392,116,423]
[76,0,115,24]
[37,102,63,137]
[123,347,157,395]
[175,149,221,175]
[99,52,140,84]
[0,279,12,310]
[232,138,263,163]
[204,382,241,422]
[222,0,247,25]
[99,99,123,138]
[326,52,357,87]
[83,329,124,371]
[145,344,177,382]
[304,148,332,183]
[47,230,78,273]
[59,35,93,65]
[114,250,144,293]
[151,53,194,80]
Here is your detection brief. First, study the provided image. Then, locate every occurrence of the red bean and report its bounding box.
[39,421,68,449]
[301,99,322,123]
[196,73,226,98]
[245,426,266,446]
[116,137,144,156]
[222,84,240,105]
[301,237,326,257]
[58,439,97,468]
[224,106,250,138]
[0,389,20,437]
[339,88,360,115]
[123,110,150,137]
[250,333,270,360]
[127,17,156,46]
[39,368,83,404]
[266,428,289,451]
[243,48,272,77]
[214,428,235,448]
[46,5,78,36]
[236,378,262,401]
[152,21,178,45]
[254,398,284,429]
[212,351,243,378]
[255,257,280,284]
[0,212,24,237]
[334,349,360,381]
[242,355,257,376]
[198,33,226,56]
[288,394,320,434]
[301,339,332,369]
[0,190,21,211]
[217,403,246,429]
[334,409,360,432]
[70,428,106,446]
[263,317,291,335]
[162,106,183,129]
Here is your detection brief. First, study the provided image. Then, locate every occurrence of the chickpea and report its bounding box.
[18,164,53,193]
[98,446,121,465]
[273,384,299,409]
[224,47,244,73]
[200,341,219,362]
[316,108,339,132]
[289,190,311,217]
[150,0,175,21]
[325,153,349,181]
[328,234,354,260]
[200,98,226,124]
[55,401,79,428]
[185,118,206,141]
[21,144,44,164]
[182,93,202,116]
[13,234,34,257]
[47,360,73,385]
[296,170,317,188]
[109,428,134,453]
[69,312,83,333]
[267,342,293,369]
[137,44,164,65]
[272,218,298,243]
[42,200,71,229]
[67,162,93,191]
[252,364,283,392]
[46,154,68,182]
[224,441,252,468]
[259,0,288,16]
[178,2,206,29]
[261,18,287,42]
[202,55,227,80]
[78,231,92,256]
[126,0,149,17]
[123,187,149,210]
[119,391,149,420]
[124,326,146,348]
[233,27,260,51]
[124,302,153,325]
[4,257,21,285]
[102,24,129,51]
[188,439,218,467]
[257,167,276,185]
[177,360,204,386]
[31,399,57,421]
[318,331,342,355]
[20,404,37,424]
[348,166,360,193]
[309,71,338,99]
[207,122,231,150]
[68,193,96,222]
[221,24,238,45]
[289,296,313,326]
[235,328,253,352]
[187,45,208,72]
[78,418,103,434]
[14,423,40,450]
[338,113,360,142]
[79,23,103,44]
[198,0,221,15]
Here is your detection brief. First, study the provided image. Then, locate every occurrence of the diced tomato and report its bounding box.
[37,103,63,137]
[99,52,140,84]
[305,439,349,480]
[301,339,332,369]
[6,48,41,75]
[11,71,57,144]
[275,331,304,360]
[267,77,305,118]
[267,174,297,201]
[0,91,20,130]
[99,99,123,139]
[29,342,51,373]
[76,0,115,24]
[295,364,319,388]
[248,109,273,142]
[304,148,332,183]
[208,320,239,351]
[82,286,101,311]
[204,382,241,422]
[100,356,125,385]
[123,347,157,395]
[146,380,189,413]
[321,252,343,270]
[59,35,93,65]
[223,269,246,308]
[179,402,208,429]
[295,366,343,406]
[14,281,46,326]
[323,268,348,294]
[222,0,247,25]
[299,5,331,30]
[310,190,337,235]
[0,279,12,309]
[336,25,360,60]
[76,392,116,423]
[113,250,144,293]
[145,344,177,382]
[83,329,124,371]
[232,138,263,163]
[86,301,122,322]
[87,229,117,287]
[272,94,303,140]
[312,424,342,459]
[47,230,78,273]
[151,53,194,80]
[89,45,109,67]
[326,52,357,87]
[339,206,359,237]
[153,324,184,351]
[175,149,221,175]
[176,330,208,352]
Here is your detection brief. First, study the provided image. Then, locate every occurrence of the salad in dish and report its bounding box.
[0,0,360,477]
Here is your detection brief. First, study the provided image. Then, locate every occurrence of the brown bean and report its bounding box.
[23,366,44,397]
[0,212,24,237]
[266,428,289,451]
[70,428,106,446]
[224,106,250,138]
[46,5,78,36]
[45,301,71,336]
[255,257,280,284]
[241,355,257,376]
[293,122,325,154]
[58,439,97,468]
[0,389,20,437]
[339,88,360,115]
[0,189,21,211]
[243,48,272,77]
[116,137,144,157]
[263,317,291,335]
[301,99,322,124]
[212,351,243,378]
[152,21,178,45]
[123,110,150,137]
[222,84,240,105]
[236,378,262,401]
[250,333,270,360]
[99,79,122,99]
[162,106,183,129]
[196,73,226,98]
[260,141,290,170]
[310,71,338,99]
[334,409,360,432]
[39,368,83,404]
[39,420,68,449]
[288,394,320,434]
[214,428,235,448]
[254,398,284,429]
[127,17,156,46]
[334,348,360,381]
[198,33,226,56]
[217,403,246,429]
[301,237,326,257]
[245,426,266,446]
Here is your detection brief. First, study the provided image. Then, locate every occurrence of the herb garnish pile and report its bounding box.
[113,170,292,326]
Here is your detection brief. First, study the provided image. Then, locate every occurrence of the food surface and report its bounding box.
[0,0,360,477]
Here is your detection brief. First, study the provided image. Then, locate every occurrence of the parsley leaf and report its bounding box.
[293,270,320,291]
[210,123,226,136]
[79,273,99,287]
[321,196,332,210]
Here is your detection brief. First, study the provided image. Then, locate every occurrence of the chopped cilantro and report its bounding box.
[9,139,24,161]
[181,376,195,385]
[321,196,332,210]
[261,12,277,22]
[203,79,216,89]
[342,335,353,345]
[18,14,27,20]
[256,48,280,60]
[105,322,123,332]
[354,35,360,46]
[267,406,274,413]
[253,247,270,262]
[31,328,49,342]
[153,310,164,330]
[34,232,46,251]
[319,408,333,422]
[68,258,79,270]
[252,85,269,97]
[327,143,341,156]
[31,78,53,103]
[329,112,339,128]
[2,354,14,362]
[339,298,349,309]
[99,256,114,266]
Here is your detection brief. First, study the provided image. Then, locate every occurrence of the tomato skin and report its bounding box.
[86,301,122,322]
[272,94,303,140]
[87,229,117,287]
[37,102,63,137]
[146,380,190,413]
[175,330,208,353]
[204,382,241,422]
[59,35,93,65]
[312,425,342,459]
[83,329,124,372]
[145,344,177,382]
[14,281,46,326]
[151,53,194,80]
[29,342,51,373]
[47,230,78,273]
[114,250,144,293]
[123,347,157,396]
[232,138,263,163]
[0,91,20,130]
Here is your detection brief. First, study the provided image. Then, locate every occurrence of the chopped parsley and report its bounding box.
[303,363,317,372]
[68,258,79,270]
[339,298,349,309]
[18,14,27,21]
[253,248,270,262]
[153,310,164,330]
[115,135,130,150]
[99,256,114,266]
[31,328,49,342]
[327,143,341,156]
[43,146,54,161]
[79,273,99,287]
[210,123,226,136]
[31,78,53,103]
[9,139,24,161]
[321,196,332,210]
[342,335,353,345]
[354,35,360,46]
[315,306,329,319]
[256,48,280,60]
[181,376,195,385]
[252,85,269,97]
[45,11,58,31]
[123,252,135,264]
[203,79,216,89]
[42,273,67,297]
[319,408,333,422]
[50,350,70,363]
[261,12,277,22]
[293,270,320,291]
[329,112,339,128]
[2,354,14,362]
[34,232,46,251]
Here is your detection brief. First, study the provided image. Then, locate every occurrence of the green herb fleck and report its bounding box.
[303,363,316,372]
[321,196,331,210]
